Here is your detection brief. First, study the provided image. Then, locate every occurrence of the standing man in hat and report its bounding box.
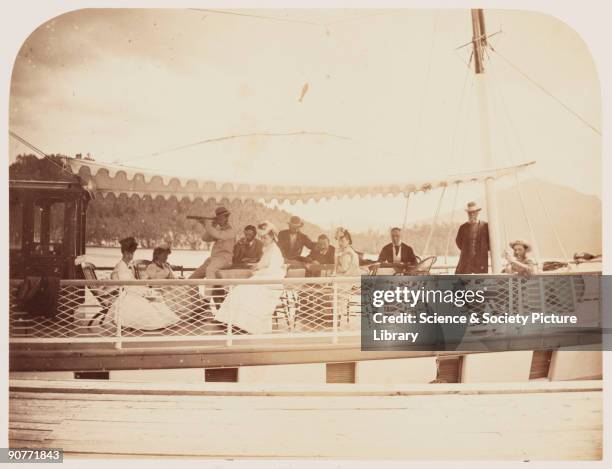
[190,207,236,287]
[277,216,316,267]
[455,201,490,274]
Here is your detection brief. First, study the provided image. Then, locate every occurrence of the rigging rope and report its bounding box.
[9,131,75,178]
[401,193,411,232]
[491,48,601,136]
[513,172,542,266]
[190,9,324,27]
[407,12,439,163]
[423,185,447,255]
[448,61,473,173]
[443,182,460,265]
[120,131,352,164]
[528,166,571,262]
[488,57,571,262]
[499,189,510,247]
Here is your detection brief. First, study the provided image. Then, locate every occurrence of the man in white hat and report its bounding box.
[503,239,537,276]
[455,201,490,274]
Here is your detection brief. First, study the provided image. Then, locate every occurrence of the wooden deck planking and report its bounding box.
[8,380,602,459]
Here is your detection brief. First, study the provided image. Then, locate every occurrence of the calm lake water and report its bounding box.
[85,246,457,269]
[86,246,211,269]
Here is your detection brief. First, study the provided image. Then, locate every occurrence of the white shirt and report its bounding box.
[392,243,402,263]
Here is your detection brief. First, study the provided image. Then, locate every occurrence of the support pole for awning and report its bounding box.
[471,9,502,273]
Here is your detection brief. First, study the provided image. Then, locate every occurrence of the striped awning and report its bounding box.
[66,157,535,203]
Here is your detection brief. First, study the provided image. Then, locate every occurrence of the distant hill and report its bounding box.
[410,178,601,259]
[86,196,325,249]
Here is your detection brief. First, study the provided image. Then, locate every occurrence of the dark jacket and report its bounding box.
[307,245,336,265]
[18,276,60,318]
[378,243,417,265]
[277,229,316,260]
[455,221,490,274]
[232,238,263,264]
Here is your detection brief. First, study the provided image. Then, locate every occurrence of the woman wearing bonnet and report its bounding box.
[334,227,361,276]
[108,237,180,331]
[214,221,286,333]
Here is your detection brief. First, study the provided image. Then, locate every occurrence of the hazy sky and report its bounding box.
[9,9,601,230]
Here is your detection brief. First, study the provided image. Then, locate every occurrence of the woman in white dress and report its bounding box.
[214,222,286,334]
[108,237,180,331]
[334,227,361,276]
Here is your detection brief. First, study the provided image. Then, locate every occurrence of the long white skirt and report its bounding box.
[109,288,180,331]
[214,284,282,334]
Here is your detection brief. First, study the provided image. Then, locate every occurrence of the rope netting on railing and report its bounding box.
[8,274,598,346]
[9,277,361,343]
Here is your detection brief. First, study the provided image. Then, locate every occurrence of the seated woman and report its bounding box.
[334,227,361,276]
[108,237,180,331]
[503,239,537,277]
[142,242,195,318]
[214,222,286,334]
[143,243,175,279]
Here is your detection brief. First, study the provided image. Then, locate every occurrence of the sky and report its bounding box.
[9,8,601,231]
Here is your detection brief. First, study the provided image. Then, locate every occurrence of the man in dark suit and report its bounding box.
[455,201,490,274]
[232,225,263,266]
[378,227,417,266]
[277,216,316,267]
[304,234,336,277]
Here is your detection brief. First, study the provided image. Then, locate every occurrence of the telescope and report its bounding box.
[187,215,216,222]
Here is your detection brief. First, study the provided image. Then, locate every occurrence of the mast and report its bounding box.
[471,9,502,273]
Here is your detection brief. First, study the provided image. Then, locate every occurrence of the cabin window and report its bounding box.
[326,362,356,383]
[32,199,65,255]
[9,200,23,250]
[435,356,463,383]
[529,350,553,379]
[205,367,238,382]
[74,371,109,380]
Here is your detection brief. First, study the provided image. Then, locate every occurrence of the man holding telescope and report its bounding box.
[188,207,236,295]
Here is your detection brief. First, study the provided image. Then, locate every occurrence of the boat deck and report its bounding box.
[9,379,602,459]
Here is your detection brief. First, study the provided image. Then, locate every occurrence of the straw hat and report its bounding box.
[153,242,172,256]
[509,239,531,252]
[465,201,482,212]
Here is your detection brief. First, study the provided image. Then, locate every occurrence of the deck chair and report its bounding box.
[77,262,120,327]
[273,267,306,331]
[411,256,437,275]
[133,259,151,279]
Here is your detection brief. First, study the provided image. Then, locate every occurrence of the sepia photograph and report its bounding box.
[3,3,606,462]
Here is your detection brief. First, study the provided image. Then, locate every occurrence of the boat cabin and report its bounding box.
[9,155,90,279]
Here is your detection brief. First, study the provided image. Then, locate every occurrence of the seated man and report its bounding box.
[304,234,335,277]
[503,239,537,277]
[277,216,316,267]
[378,227,417,268]
[232,225,263,266]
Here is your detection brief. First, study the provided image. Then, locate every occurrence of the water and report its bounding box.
[85,246,211,269]
[85,246,457,270]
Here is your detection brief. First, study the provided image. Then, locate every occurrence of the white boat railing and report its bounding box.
[9,277,363,349]
[9,273,602,351]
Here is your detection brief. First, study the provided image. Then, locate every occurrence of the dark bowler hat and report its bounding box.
[215,207,231,217]
[288,215,304,228]
[119,236,138,251]
[153,242,172,254]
